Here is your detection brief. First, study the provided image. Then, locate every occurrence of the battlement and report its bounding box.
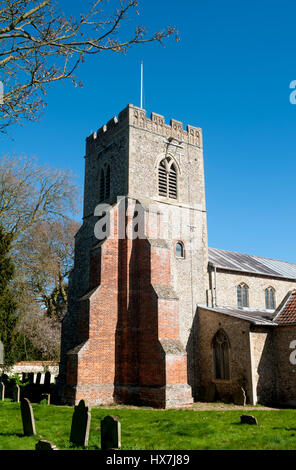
[86,104,202,154]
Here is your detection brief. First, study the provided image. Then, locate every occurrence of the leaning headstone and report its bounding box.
[233,387,246,406]
[240,415,258,425]
[21,398,36,436]
[12,384,20,402]
[69,400,91,447]
[204,383,216,402]
[36,440,58,451]
[0,382,4,401]
[101,415,121,450]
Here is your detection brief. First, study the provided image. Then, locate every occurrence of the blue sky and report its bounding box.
[1,0,296,262]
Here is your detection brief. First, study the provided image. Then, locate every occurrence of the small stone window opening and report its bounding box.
[265,287,275,310]
[99,169,105,203]
[237,283,249,308]
[175,241,185,258]
[99,165,111,202]
[158,157,178,199]
[212,329,230,380]
[105,165,111,199]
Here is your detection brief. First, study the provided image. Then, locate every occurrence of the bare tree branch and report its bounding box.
[0,154,81,237]
[0,0,178,130]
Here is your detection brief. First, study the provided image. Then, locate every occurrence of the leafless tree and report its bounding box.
[0,154,81,358]
[15,217,80,319]
[0,0,177,130]
[0,155,80,239]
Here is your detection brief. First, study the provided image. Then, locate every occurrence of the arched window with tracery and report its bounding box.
[212,329,230,380]
[265,287,275,310]
[158,157,178,199]
[237,283,249,308]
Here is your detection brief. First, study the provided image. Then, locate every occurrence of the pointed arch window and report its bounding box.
[237,283,249,308]
[99,165,111,202]
[265,287,275,310]
[212,329,230,380]
[158,157,178,199]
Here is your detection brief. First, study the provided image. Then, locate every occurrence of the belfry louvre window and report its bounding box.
[237,283,249,308]
[212,329,230,380]
[265,287,275,310]
[158,157,178,199]
[99,165,111,202]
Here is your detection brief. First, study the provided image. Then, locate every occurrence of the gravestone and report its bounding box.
[0,341,3,365]
[12,384,20,402]
[240,415,258,425]
[101,415,121,450]
[69,400,91,447]
[44,372,51,391]
[36,440,58,451]
[21,398,36,436]
[204,383,216,402]
[28,373,34,384]
[0,382,4,401]
[233,387,246,406]
[40,393,50,405]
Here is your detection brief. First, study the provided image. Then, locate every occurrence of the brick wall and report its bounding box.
[61,200,193,407]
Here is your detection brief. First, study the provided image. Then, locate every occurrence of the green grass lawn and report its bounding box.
[1,400,296,450]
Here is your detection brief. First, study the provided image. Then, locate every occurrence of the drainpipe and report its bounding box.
[214,265,218,307]
[208,262,216,308]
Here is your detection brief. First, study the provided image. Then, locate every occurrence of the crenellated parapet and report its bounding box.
[86,104,202,155]
[132,107,202,148]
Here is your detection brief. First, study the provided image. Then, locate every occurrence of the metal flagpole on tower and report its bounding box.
[140,61,143,109]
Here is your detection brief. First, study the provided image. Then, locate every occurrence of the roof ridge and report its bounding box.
[209,247,296,267]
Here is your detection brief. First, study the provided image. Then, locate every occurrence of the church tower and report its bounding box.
[59,104,209,407]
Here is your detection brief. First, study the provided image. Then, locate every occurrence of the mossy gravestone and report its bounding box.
[21,398,36,436]
[70,400,91,447]
[101,415,121,450]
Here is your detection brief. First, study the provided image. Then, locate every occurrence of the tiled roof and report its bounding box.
[199,305,276,326]
[208,247,296,280]
[273,290,296,325]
